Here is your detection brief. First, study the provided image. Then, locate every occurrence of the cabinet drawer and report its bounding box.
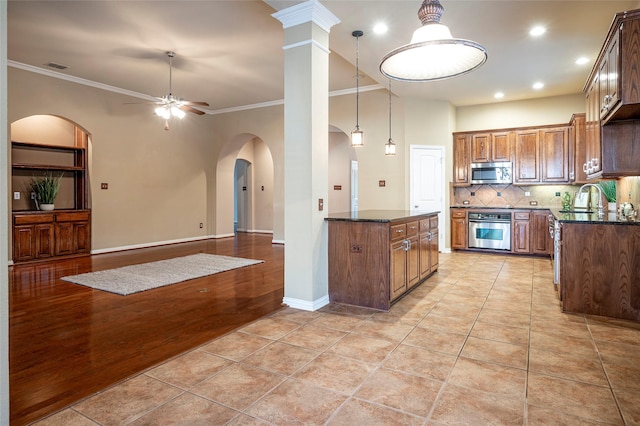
[56,211,90,222]
[514,212,530,220]
[390,223,407,240]
[429,216,439,229]
[419,219,430,232]
[451,210,467,219]
[14,213,53,225]
[406,221,419,236]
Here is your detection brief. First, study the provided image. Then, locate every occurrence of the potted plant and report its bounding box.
[29,172,63,211]
[598,180,617,212]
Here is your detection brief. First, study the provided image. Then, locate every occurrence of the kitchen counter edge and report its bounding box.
[325,210,440,223]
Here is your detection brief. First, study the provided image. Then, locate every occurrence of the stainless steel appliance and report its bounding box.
[468,212,511,250]
[553,219,561,290]
[470,162,513,185]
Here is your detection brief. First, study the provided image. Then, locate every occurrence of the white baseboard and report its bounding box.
[91,234,232,255]
[247,229,273,234]
[272,239,285,245]
[282,295,330,311]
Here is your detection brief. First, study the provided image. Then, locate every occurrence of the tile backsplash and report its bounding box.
[452,184,585,209]
[618,177,640,208]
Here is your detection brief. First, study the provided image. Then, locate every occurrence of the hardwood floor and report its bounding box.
[9,233,284,425]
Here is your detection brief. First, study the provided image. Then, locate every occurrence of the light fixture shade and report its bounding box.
[379,0,487,82]
[171,106,186,119]
[351,126,364,147]
[385,139,396,156]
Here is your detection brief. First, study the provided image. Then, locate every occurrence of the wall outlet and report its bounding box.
[13,192,20,200]
[555,192,561,196]
[31,192,36,200]
[199,223,203,228]
[530,200,538,206]
[524,191,531,196]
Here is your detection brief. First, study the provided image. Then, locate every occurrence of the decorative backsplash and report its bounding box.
[618,177,640,208]
[452,184,586,209]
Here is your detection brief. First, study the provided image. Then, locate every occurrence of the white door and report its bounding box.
[410,145,445,248]
[350,160,358,211]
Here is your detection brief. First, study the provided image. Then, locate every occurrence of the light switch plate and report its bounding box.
[13,192,20,200]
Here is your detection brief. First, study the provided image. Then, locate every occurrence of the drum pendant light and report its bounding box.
[379,0,487,82]
[385,80,396,156]
[351,30,364,147]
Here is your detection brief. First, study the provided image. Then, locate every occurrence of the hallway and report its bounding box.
[30,250,640,425]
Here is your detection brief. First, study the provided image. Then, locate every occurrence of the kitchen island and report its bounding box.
[552,209,640,322]
[326,210,439,311]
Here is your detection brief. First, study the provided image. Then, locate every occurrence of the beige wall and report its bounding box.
[237,138,274,233]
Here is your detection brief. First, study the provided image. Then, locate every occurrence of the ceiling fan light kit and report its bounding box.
[154,51,209,130]
[379,0,487,82]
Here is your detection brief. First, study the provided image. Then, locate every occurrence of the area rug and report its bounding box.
[61,253,264,295]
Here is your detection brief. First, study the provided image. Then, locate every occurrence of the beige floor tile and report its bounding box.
[279,324,347,351]
[602,362,640,392]
[129,392,238,425]
[145,350,232,389]
[293,353,376,394]
[383,344,456,381]
[430,383,524,425]
[199,331,273,361]
[614,388,640,426]
[32,409,99,426]
[528,347,608,386]
[354,367,442,417]
[402,327,467,355]
[73,375,183,425]
[239,317,301,340]
[191,363,284,411]
[327,398,424,425]
[448,357,526,398]
[526,404,617,426]
[471,321,530,346]
[245,379,347,425]
[267,307,322,324]
[595,339,640,367]
[476,307,531,329]
[242,341,318,375]
[417,311,476,335]
[529,330,597,358]
[460,336,528,370]
[526,373,623,424]
[326,333,397,363]
[310,312,366,332]
[588,318,640,346]
[224,413,271,425]
[319,303,377,318]
[352,318,415,342]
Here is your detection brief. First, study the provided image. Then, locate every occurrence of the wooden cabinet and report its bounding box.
[514,130,540,183]
[419,216,439,279]
[585,78,602,179]
[13,211,90,263]
[471,132,512,163]
[450,210,468,249]
[453,133,471,186]
[569,113,587,183]
[561,222,640,321]
[512,212,531,254]
[599,28,620,120]
[328,212,439,310]
[540,127,569,182]
[531,210,552,255]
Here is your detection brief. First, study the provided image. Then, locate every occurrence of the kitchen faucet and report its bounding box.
[577,183,605,217]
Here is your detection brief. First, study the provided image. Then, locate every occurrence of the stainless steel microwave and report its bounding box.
[470,162,513,184]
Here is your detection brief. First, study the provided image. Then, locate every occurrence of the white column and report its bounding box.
[272,0,339,311]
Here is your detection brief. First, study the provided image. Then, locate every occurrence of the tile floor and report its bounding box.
[34,252,640,425]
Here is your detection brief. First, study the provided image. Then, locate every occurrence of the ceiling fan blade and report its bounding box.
[181,101,209,107]
[179,105,206,115]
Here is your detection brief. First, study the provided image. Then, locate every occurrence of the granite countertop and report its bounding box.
[550,208,640,225]
[325,210,440,222]
[450,205,551,211]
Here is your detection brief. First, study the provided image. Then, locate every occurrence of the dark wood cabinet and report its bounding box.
[514,130,540,183]
[561,222,640,321]
[328,212,439,310]
[471,133,490,163]
[531,210,552,255]
[13,211,91,263]
[450,210,468,249]
[585,77,602,179]
[453,133,471,186]
[540,127,569,182]
[512,212,531,254]
[471,132,512,163]
[569,113,587,183]
[419,216,439,279]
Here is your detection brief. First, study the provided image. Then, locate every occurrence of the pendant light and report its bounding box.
[379,0,487,82]
[351,30,364,147]
[385,80,396,156]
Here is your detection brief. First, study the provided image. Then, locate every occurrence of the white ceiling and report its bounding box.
[7,1,640,113]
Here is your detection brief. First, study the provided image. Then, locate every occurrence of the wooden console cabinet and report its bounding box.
[327,210,439,311]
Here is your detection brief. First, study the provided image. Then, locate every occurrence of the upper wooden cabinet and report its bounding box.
[540,127,569,183]
[514,130,540,183]
[471,132,512,163]
[569,113,587,184]
[453,133,471,186]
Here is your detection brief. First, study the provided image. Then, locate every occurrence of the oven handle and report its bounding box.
[469,219,511,224]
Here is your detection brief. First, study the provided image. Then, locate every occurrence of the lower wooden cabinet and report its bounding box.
[328,212,439,311]
[13,210,91,263]
[451,210,468,249]
[512,212,531,254]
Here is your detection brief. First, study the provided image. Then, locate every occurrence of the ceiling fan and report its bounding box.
[154,51,209,130]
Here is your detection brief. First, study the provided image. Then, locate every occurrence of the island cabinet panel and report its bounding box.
[328,212,439,311]
[561,222,640,321]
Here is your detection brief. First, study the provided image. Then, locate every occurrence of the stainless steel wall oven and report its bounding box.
[468,212,512,251]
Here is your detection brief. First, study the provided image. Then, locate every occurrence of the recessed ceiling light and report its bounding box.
[494,92,504,99]
[532,82,544,90]
[373,22,388,35]
[529,25,546,37]
[575,56,589,65]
